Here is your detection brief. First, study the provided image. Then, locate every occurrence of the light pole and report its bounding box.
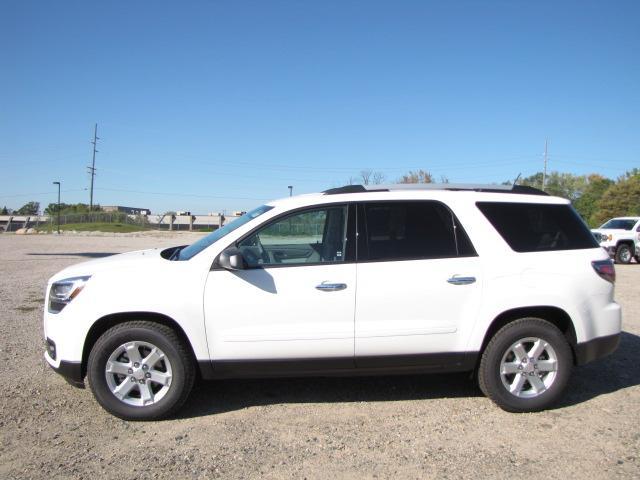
[53,181,60,234]
[288,185,293,197]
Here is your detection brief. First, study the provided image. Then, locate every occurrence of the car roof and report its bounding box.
[267,183,569,209]
[322,183,548,196]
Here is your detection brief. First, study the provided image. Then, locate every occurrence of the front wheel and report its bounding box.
[478,318,572,412]
[87,321,195,420]
[615,243,633,264]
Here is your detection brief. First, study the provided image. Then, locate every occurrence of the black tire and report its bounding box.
[87,321,195,420]
[478,318,572,413]
[614,243,633,264]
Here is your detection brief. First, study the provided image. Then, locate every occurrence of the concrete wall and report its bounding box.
[0,215,50,232]
[0,213,243,232]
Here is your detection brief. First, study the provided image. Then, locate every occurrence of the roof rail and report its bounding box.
[322,183,548,196]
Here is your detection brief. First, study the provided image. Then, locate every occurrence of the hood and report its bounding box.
[49,248,165,283]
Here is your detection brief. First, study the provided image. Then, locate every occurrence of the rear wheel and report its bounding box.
[87,321,195,420]
[478,318,572,412]
[615,243,633,264]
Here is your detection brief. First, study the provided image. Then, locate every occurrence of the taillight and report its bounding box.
[592,259,616,283]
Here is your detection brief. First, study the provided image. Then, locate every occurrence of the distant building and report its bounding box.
[102,206,151,215]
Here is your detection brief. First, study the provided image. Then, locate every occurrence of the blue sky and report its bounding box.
[1,1,638,214]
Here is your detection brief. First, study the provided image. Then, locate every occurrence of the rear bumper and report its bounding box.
[575,333,620,365]
[45,351,85,388]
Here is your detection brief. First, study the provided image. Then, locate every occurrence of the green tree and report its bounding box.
[520,171,588,201]
[573,174,614,226]
[398,169,433,184]
[592,170,640,226]
[519,172,544,189]
[16,201,40,215]
[44,203,102,215]
[1,206,8,215]
[44,202,70,215]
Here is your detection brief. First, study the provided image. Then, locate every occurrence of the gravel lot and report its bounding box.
[0,233,638,479]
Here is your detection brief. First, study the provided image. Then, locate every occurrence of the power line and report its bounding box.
[0,188,87,199]
[149,154,542,173]
[551,158,636,171]
[95,187,269,201]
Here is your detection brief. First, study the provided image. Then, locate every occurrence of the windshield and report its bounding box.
[600,219,637,230]
[176,205,273,260]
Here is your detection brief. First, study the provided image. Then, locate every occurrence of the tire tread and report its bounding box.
[87,320,195,420]
[478,317,571,413]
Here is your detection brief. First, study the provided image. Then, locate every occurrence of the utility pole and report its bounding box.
[88,123,99,210]
[288,185,293,197]
[542,138,548,191]
[53,181,61,234]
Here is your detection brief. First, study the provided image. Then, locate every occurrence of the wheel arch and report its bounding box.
[478,306,578,366]
[615,239,635,248]
[82,312,201,379]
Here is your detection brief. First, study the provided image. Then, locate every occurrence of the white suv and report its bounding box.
[591,217,640,264]
[44,184,622,420]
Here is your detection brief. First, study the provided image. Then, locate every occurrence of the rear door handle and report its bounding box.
[316,282,347,292]
[447,275,476,285]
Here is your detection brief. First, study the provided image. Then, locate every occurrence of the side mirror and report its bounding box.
[217,247,246,270]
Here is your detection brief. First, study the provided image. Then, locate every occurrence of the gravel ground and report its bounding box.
[0,233,638,479]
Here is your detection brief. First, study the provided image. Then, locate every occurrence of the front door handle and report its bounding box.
[447,275,476,285]
[316,282,347,292]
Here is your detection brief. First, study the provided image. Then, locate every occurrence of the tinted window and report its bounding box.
[600,218,638,230]
[238,206,347,267]
[477,202,598,252]
[363,201,475,261]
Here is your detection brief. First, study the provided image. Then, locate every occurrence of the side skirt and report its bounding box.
[198,352,478,380]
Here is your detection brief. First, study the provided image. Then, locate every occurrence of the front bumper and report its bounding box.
[575,333,620,365]
[45,351,85,388]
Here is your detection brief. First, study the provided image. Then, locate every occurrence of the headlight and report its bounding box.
[48,276,91,314]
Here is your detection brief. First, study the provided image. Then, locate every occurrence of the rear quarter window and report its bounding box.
[476,202,598,252]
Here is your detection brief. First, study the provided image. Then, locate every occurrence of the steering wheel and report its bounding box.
[242,248,261,267]
[239,235,272,265]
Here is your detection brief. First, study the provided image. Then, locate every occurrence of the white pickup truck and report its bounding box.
[591,217,640,264]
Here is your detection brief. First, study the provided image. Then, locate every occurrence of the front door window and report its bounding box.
[238,206,348,267]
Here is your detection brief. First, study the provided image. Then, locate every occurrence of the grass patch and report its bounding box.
[39,222,152,233]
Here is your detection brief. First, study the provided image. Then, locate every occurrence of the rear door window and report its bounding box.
[476,202,598,252]
[361,201,476,261]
